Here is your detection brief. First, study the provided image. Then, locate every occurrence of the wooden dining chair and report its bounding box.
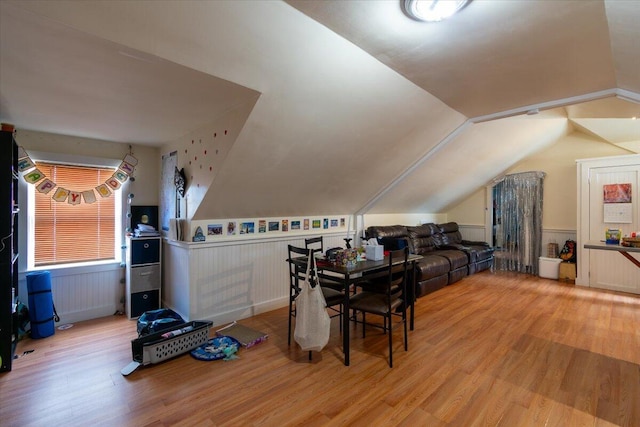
[287,245,345,353]
[305,236,344,292]
[304,236,324,254]
[349,247,409,367]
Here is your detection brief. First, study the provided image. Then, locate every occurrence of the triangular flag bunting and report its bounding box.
[52,187,69,203]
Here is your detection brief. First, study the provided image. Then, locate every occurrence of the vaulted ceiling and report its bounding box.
[1,1,638,218]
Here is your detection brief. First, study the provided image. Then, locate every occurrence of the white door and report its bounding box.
[588,165,640,294]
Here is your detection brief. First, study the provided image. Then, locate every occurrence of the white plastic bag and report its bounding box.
[293,253,331,352]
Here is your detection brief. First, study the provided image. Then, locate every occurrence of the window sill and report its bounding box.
[22,260,123,279]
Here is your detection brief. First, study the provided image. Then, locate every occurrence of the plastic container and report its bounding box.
[539,257,562,279]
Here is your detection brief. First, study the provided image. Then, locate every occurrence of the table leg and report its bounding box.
[410,260,416,331]
[343,272,350,366]
[619,250,640,268]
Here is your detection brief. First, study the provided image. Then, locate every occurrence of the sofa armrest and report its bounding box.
[461,240,490,247]
[439,244,465,251]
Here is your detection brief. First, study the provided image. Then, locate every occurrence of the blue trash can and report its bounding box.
[27,271,56,339]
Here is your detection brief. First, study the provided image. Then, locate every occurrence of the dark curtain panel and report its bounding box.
[494,171,545,274]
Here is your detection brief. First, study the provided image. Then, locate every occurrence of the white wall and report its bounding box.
[363,213,447,228]
[447,130,632,234]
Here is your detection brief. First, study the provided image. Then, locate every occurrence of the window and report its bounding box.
[31,162,119,267]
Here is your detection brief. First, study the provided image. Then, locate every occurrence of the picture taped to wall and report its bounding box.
[269,221,279,232]
[282,219,288,232]
[291,220,300,230]
[259,220,266,233]
[240,222,254,234]
[603,183,632,203]
[323,218,329,229]
[227,221,237,235]
[304,219,309,230]
[331,219,338,227]
[208,224,223,235]
[312,220,321,229]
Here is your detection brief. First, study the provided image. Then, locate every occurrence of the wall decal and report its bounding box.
[193,226,205,242]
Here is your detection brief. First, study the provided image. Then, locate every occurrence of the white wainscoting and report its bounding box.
[18,263,124,325]
[458,224,487,242]
[163,233,347,326]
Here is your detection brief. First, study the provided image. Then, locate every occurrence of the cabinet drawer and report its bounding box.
[130,290,160,318]
[129,265,160,293]
[131,238,160,265]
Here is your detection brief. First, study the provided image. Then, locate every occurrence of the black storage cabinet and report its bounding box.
[126,237,161,319]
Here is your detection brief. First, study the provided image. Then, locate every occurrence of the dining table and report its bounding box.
[289,252,422,366]
[583,240,640,269]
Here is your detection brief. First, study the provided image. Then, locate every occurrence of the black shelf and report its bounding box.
[1,129,19,372]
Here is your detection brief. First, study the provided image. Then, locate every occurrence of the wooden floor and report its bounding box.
[1,270,639,426]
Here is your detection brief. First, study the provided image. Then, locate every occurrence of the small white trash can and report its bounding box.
[539,257,562,279]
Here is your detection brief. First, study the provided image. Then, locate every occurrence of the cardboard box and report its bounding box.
[559,262,576,281]
[365,245,384,261]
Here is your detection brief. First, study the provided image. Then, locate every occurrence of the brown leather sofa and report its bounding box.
[365,222,494,298]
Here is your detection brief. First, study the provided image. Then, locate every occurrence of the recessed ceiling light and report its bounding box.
[403,0,471,22]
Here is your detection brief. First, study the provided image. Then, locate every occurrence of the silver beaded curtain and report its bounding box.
[494,171,546,275]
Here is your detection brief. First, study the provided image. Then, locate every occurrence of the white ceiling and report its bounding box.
[0,1,639,217]
[0,3,260,145]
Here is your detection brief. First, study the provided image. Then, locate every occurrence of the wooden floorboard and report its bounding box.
[1,270,639,426]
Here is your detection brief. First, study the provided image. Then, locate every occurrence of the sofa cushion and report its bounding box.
[415,255,450,280]
[366,225,408,240]
[448,265,468,284]
[406,224,437,255]
[435,222,463,246]
[433,249,468,270]
[468,245,494,261]
[416,275,448,297]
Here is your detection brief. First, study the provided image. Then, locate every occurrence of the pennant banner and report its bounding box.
[52,187,69,203]
[83,190,97,204]
[36,178,56,194]
[18,147,137,205]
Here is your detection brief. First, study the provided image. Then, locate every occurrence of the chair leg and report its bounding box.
[388,314,393,368]
[403,310,408,351]
[288,299,293,346]
[362,313,366,338]
[309,351,312,361]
